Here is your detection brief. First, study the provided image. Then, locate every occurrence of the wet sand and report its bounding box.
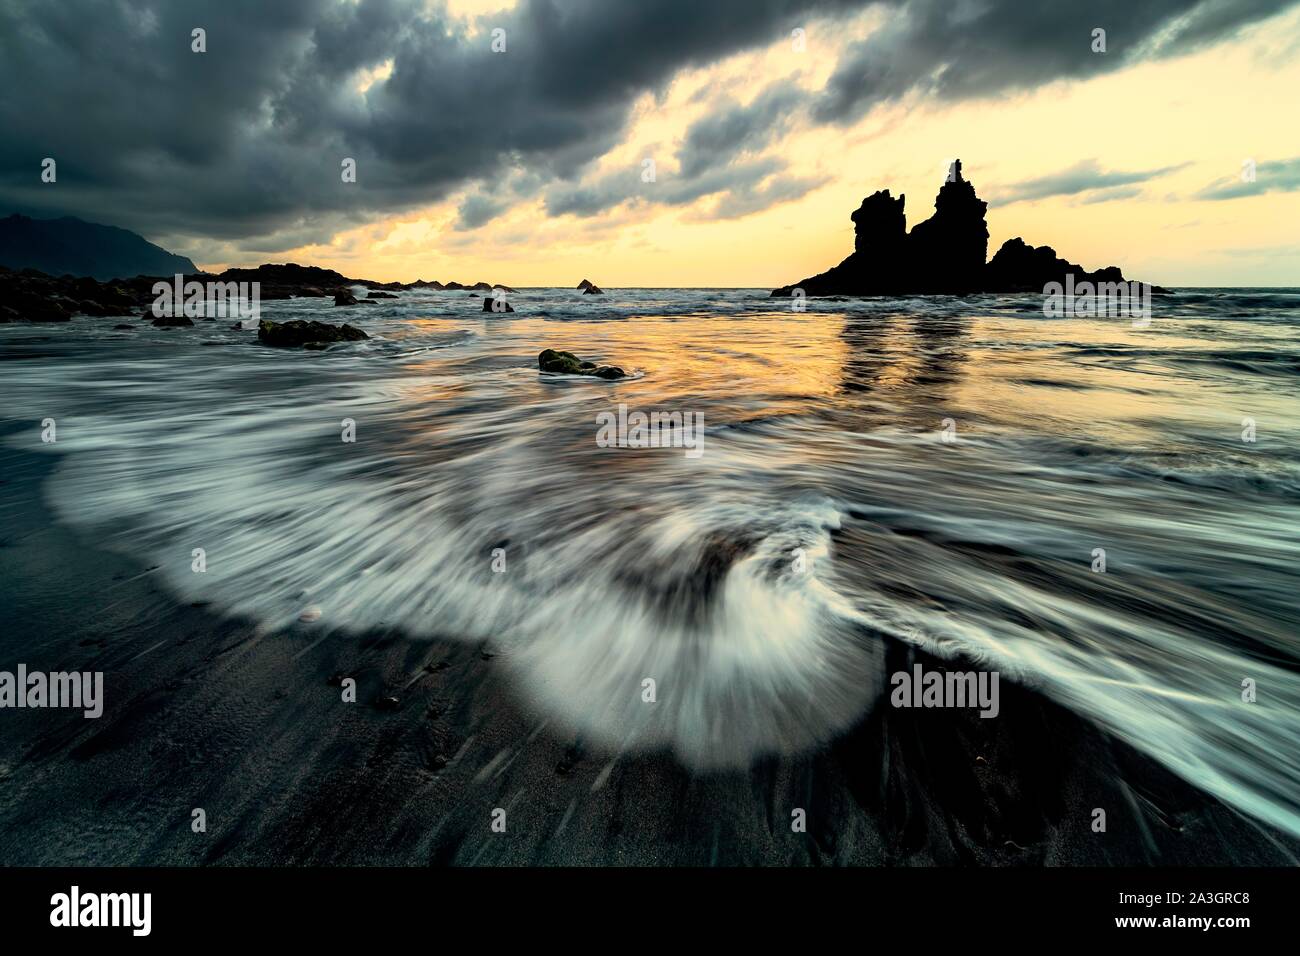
[1,435,1296,866]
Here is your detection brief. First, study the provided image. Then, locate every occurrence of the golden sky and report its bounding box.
[210,2,1300,287]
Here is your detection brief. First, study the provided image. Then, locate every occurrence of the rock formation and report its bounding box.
[772,159,1149,296]
[257,319,369,348]
[538,348,625,379]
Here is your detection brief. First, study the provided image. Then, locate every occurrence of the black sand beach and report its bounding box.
[2,432,1295,867]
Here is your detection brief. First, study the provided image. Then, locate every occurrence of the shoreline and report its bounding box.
[1,432,1296,865]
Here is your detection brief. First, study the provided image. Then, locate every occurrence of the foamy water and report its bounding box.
[3,286,1299,835]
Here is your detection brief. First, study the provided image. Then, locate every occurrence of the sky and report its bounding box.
[2,0,1298,286]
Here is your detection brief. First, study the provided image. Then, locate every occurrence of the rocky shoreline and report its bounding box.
[0,261,519,326]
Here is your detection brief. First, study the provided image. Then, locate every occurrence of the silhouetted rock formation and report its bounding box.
[984,237,1127,292]
[483,296,514,312]
[772,159,1148,296]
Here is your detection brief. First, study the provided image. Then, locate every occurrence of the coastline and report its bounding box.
[2,432,1295,866]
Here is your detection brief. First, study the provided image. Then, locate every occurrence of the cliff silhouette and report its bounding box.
[772,160,1152,297]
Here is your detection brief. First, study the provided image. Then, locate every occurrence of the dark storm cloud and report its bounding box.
[813,0,1298,123]
[0,0,1293,253]
[987,159,1189,206]
[456,193,509,230]
[0,0,860,250]
[676,83,805,179]
[1196,157,1300,199]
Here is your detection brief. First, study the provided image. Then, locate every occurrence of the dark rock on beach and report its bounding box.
[538,348,625,379]
[334,288,359,306]
[771,159,1152,297]
[151,314,193,327]
[257,319,369,348]
[366,290,398,299]
[483,296,514,312]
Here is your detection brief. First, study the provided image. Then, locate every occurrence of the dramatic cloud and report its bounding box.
[676,82,805,179]
[543,155,806,220]
[987,159,1189,206]
[0,0,1293,255]
[0,0,861,247]
[456,192,508,230]
[813,0,1298,123]
[1196,157,1300,200]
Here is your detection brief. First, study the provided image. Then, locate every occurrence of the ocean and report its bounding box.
[3,286,1299,843]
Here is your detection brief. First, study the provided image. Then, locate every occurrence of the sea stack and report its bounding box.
[772,159,1148,296]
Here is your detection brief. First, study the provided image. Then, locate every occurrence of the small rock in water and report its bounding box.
[538,348,626,379]
[334,288,359,306]
[259,319,368,348]
[299,605,322,623]
[376,695,401,711]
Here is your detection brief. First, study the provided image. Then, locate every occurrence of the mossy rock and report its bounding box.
[538,348,626,379]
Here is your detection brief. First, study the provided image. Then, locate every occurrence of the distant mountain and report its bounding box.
[0,214,197,281]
